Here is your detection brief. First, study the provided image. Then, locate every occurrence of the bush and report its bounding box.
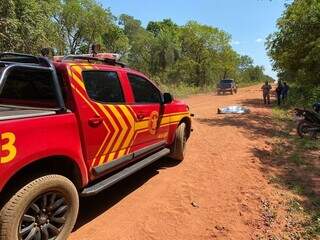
[286,85,320,108]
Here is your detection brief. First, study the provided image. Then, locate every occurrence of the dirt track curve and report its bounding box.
[70,85,279,240]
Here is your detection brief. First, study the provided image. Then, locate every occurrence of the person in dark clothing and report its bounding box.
[282,82,289,101]
[276,82,283,106]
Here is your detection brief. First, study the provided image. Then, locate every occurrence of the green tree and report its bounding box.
[267,0,320,85]
[177,21,232,86]
[118,14,154,73]
[103,25,130,56]
[0,1,273,91]
[239,55,254,71]
[146,19,178,36]
[118,14,143,40]
[0,0,57,53]
[52,0,113,54]
[147,19,180,75]
[0,0,18,52]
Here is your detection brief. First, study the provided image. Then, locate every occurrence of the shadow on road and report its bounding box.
[240,98,274,109]
[197,98,282,140]
[73,157,180,231]
[197,95,320,235]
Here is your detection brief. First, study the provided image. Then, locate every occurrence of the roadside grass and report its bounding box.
[267,106,320,239]
[238,81,261,88]
[159,83,215,99]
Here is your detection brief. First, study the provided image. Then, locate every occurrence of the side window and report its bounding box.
[0,68,58,108]
[82,71,124,103]
[128,74,161,103]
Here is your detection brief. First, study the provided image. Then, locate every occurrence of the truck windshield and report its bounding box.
[221,80,233,84]
[0,68,59,108]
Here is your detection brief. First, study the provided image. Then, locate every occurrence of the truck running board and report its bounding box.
[81,148,171,197]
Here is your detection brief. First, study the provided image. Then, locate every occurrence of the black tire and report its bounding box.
[297,120,317,139]
[169,123,187,161]
[230,90,234,95]
[0,175,79,240]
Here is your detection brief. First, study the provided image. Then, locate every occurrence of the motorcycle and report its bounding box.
[295,102,320,139]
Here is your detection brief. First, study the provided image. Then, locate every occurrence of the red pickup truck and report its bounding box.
[0,53,192,240]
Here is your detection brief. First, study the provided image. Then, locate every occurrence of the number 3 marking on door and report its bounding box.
[1,132,17,164]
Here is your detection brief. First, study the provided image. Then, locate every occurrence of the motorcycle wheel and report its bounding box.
[297,120,318,139]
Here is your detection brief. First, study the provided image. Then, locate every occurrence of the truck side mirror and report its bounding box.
[163,92,173,104]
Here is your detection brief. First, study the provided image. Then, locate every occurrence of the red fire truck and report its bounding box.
[0,52,192,240]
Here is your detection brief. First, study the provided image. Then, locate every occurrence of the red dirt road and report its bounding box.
[70,85,278,240]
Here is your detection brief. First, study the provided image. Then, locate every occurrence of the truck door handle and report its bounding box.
[137,112,146,120]
[88,117,103,127]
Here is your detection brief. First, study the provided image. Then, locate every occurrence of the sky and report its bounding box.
[101,0,288,79]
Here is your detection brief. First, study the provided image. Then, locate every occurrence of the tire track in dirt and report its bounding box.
[70,85,279,240]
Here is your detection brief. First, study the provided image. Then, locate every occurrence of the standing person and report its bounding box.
[282,82,289,102]
[261,81,272,104]
[276,82,283,106]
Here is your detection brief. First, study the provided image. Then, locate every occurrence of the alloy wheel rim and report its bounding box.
[19,192,69,240]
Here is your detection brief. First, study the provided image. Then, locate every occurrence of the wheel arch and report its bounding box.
[179,116,192,139]
[0,156,85,200]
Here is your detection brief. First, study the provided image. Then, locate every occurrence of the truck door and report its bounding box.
[125,73,169,152]
[71,66,134,170]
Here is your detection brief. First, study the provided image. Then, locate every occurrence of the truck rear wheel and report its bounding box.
[169,123,187,161]
[0,175,79,240]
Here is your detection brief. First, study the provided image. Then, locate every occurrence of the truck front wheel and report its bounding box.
[169,123,187,161]
[0,175,79,240]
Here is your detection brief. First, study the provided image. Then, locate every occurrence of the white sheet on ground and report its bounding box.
[218,105,250,114]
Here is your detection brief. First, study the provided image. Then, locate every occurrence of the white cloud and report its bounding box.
[256,38,263,43]
[232,40,240,45]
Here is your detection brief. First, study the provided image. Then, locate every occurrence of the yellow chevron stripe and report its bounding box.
[97,104,120,164]
[73,73,85,89]
[125,113,190,154]
[119,106,135,149]
[70,66,190,166]
[70,69,85,89]
[117,149,126,158]
[71,66,85,89]
[99,155,106,165]
[108,152,116,161]
[67,68,72,77]
[109,105,128,153]
[72,65,83,75]
[84,65,94,70]
[71,84,111,168]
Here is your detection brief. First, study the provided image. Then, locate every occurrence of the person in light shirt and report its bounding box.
[261,81,272,105]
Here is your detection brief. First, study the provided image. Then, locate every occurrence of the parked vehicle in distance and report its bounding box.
[0,52,192,240]
[217,79,237,95]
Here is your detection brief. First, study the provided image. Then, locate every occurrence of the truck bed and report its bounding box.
[0,105,57,121]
